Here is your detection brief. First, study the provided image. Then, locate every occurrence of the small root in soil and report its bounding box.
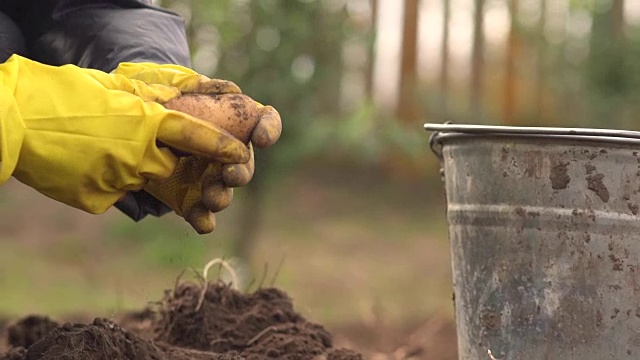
[196,258,239,312]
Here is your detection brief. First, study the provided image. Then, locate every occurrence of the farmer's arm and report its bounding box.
[0,1,281,230]
[30,1,280,225]
[27,0,196,220]
[0,54,249,215]
[0,0,195,219]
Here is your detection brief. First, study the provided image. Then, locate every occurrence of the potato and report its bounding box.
[164,93,260,144]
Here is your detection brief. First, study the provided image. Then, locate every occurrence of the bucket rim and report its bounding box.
[424,123,640,139]
[425,123,640,158]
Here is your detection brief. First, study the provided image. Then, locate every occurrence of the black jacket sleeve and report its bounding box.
[30,0,192,70]
[1,0,194,220]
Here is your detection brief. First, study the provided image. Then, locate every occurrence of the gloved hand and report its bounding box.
[113,62,282,233]
[0,54,249,213]
[138,147,255,234]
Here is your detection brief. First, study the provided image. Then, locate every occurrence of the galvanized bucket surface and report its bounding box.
[425,123,640,360]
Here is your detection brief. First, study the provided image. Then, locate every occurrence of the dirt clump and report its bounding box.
[0,281,362,360]
[7,315,58,349]
[550,162,570,190]
[25,318,166,360]
[0,348,26,360]
[116,308,157,341]
[155,281,361,359]
[24,318,224,360]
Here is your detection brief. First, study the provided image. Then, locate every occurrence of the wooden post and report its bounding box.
[503,0,520,125]
[440,0,451,121]
[365,0,378,100]
[397,0,421,123]
[470,0,485,121]
[534,0,547,124]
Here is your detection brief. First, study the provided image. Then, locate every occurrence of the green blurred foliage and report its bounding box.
[514,0,640,129]
[585,1,632,127]
[149,0,640,202]
[163,0,349,173]
[107,215,211,269]
[309,101,429,164]
[159,0,424,173]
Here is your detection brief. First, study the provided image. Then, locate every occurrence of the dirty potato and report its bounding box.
[164,93,260,144]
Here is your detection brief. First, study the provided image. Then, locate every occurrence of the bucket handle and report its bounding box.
[427,121,453,161]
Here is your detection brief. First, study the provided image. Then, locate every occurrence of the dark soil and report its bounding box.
[7,315,58,349]
[0,281,362,360]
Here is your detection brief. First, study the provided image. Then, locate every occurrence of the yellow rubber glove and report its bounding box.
[113,62,281,233]
[113,62,242,95]
[0,55,249,214]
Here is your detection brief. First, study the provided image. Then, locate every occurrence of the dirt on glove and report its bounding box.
[0,281,362,360]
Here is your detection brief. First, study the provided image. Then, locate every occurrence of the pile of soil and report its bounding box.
[0,281,362,360]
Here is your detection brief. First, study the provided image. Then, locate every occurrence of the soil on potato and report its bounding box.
[0,281,362,360]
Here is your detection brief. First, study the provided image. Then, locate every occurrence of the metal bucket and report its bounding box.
[425,124,640,360]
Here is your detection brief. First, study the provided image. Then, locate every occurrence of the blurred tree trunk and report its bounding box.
[396,0,420,123]
[231,152,269,261]
[229,1,263,265]
[315,7,346,116]
[612,0,625,38]
[503,0,520,125]
[587,0,627,126]
[365,0,378,100]
[534,0,547,124]
[229,2,347,265]
[439,0,451,121]
[470,0,484,121]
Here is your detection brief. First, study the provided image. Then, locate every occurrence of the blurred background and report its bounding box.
[2,0,639,358]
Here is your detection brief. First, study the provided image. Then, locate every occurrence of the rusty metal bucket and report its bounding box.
[425,123,640,360]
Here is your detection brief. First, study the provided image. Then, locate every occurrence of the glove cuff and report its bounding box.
[0,57,26,183]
